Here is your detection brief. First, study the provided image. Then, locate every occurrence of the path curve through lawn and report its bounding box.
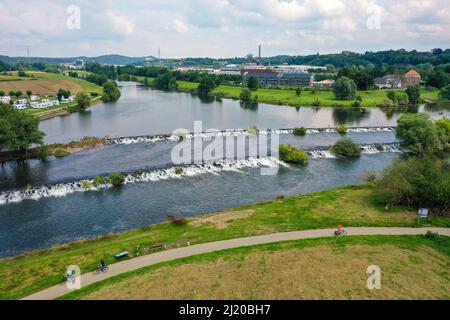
[23,227,450,300]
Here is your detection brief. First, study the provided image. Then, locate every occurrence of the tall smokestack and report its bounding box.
[258,44,261,65]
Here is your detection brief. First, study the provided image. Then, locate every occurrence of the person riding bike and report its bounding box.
[100,260,107,272]
[335,224,345,236]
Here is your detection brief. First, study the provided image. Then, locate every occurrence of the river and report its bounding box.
[0,82,448,257]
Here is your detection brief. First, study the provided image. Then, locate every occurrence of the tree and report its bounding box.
[101,80,121,102]
[0,104,45,151]
[333,77,357,100]
[330,137,361,157]
[14,91,22,99]
[197,75,217,96]
[426,69,449,89]
[75,92,91,110]
[379,156,449,215]
[396,114,442,156]
[239,88,252,102]
[405,86,420,104]
[436,117,450,147]
[439,85,450,100]
[0,91,4,97]
[154,73,178,91]
[295,87,301,96]
[26,90,32,98]
[247,76,259,91]
[8,91,15,97]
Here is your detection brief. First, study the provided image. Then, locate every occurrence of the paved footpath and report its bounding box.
[23,227,450,300]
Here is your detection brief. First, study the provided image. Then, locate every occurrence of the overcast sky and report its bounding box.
[1,0,449,58]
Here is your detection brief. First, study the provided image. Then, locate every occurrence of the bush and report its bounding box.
[167,214,187,226]
[360,170,377,183]
[331,137,361,157]
[396,114,443,156]
[109,172,125,187]
[379,156,449,215]
[82,181,93,189]
[36,145,49,159]
[175,167,183,175]
[248,125,259,134]
[93,176,106,186]
[336,124,348,135]
[293,127,307,136]
[279,144,309,164]
[54,148,69,158]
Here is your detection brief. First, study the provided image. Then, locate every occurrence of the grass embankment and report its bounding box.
[62,235,450,300]
[136,76,441,108]
[1,184,449,299]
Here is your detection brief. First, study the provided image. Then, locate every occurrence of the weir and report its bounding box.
[0,143,402,206]
[105,126,397,145]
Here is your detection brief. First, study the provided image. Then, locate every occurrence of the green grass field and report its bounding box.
[61,234,450,300]
[135,76,441,108]
[1,184,448,299]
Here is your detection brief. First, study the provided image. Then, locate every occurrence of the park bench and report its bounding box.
[114,251,129,259]
[149,243,166,251]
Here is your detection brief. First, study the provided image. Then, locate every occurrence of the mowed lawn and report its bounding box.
[136,77,441,108]
[1,184,448,300]
[62,235,450,300]
[0,71,102,96]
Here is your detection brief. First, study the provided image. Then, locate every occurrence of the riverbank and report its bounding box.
[136,76,442,108]
[1,184,449,299]
[0,136,106,163]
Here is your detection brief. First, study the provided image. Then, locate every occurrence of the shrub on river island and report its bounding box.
[330,137,361,158]
[175,168,183,175]
[82,181,93,189]
[109,172,125,187]
[93,176,106,186]
[54,148,69,158]
[336,124,348,135]
[279,144,309,164]
[293,127,307,136]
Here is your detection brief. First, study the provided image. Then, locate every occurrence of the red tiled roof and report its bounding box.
[405,69,420,76]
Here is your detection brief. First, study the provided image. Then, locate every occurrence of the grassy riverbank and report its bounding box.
[62,235,450,300]
[1,184,449,299]
[136,76,441,108]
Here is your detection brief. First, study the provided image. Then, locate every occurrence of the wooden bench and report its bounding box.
[150,243,165,251]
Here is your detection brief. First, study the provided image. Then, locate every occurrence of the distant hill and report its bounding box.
[1,48,449,68]
[0,55,155,66]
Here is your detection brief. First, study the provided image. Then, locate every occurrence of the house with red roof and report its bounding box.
[402,69,421,88]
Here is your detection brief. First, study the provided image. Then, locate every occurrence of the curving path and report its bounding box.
[23,227,450,300]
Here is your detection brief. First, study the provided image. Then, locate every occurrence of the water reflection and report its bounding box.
[332,108,370,125]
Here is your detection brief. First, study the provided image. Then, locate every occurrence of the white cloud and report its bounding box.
[0,0,448,57]
[173,19,189,33]
[106,11,135,36]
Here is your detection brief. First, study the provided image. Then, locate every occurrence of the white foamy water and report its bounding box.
[307,143,402,159]
[0,157,286,206]
[107,127,396,145]
[0,144,401,205]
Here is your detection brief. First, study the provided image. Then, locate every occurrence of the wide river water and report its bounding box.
[40,82,449,144]
[0,82,448,257]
